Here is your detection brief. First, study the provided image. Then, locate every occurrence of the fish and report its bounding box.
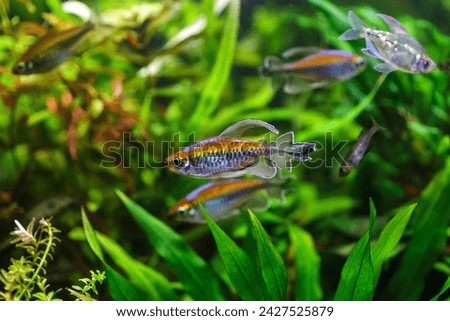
[13,21,94,75]
[339,119,381,177]
[339,11,436,74]
[169,178,287,223]
[259,47,366,94]
[165,119,316,179]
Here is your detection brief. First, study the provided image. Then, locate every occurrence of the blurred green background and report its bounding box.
[0,0,449,300]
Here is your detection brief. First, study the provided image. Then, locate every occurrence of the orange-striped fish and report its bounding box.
[169,178,286,223]
[165,119,316,179]
[13,21,94,75]
[259,47,366,94]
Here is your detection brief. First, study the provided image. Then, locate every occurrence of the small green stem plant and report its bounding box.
[0,218,105,301]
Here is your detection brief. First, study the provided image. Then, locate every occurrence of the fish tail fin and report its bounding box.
[259,56,289,91]
[270,132,316,170]
[259,56,284,77]
[339,11,366,41]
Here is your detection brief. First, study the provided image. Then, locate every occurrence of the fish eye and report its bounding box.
[356,57,366,66]
[420,59,431,71]
[14,62,27,74]
[171,157,189,168]
[176,206,194,218]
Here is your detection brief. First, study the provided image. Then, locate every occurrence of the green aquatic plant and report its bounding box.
[67,270,106,301]
[0,218,61,301]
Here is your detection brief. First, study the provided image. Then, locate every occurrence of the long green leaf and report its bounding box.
[372,203,416,283]
[388,158,450,300]
[431,276,450,301]
[116,190,224,300]
[190,0,240,128]
[202,207,265,300]
[81,207,104,263]
[289,225,323,301]
[248,210,287,300]
[97,233,179,301]
[82,208,150,300]
[335,199,376,300]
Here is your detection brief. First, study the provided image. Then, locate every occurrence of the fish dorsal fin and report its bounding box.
[220,119,279,138]
[281,47,323,59]
[376,14,409,35]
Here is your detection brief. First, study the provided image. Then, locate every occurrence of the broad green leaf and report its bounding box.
[388,158,450,300]
[248,210,287,300]
[431,276,450,301]
[97,233,179,301]
[372,203,416,283]
[116,190,224,300]
[190,0,240,128]
[289,225,323,301]
[202,207,265,300]
[105,264,152,301]
[81,208,104,263]
[335,199,376,300]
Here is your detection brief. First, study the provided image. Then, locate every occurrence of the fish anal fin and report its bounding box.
[246,159,277,179]
[220,119,279,137]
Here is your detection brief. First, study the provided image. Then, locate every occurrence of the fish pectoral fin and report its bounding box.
[374,62,396,73]
[220,119,279,137]
[281,46,323,59]
[376,14,409,35]
[362,39,382,59]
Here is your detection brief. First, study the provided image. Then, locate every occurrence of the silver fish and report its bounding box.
[339,11,436,74]
[339,120,381,177]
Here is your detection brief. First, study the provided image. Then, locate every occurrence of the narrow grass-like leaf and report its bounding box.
[81,207,104,263]
[289,225,323,301]
[97,233,179,301]
[116,190,224,300]
[248,210,287,300]
[388,158,450,300]
[82,208,150,300]
[201,206,265,300]
[372,203,416,283]
[335,199,376,300]
[431,276,450,301]
[190,0,240,128]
